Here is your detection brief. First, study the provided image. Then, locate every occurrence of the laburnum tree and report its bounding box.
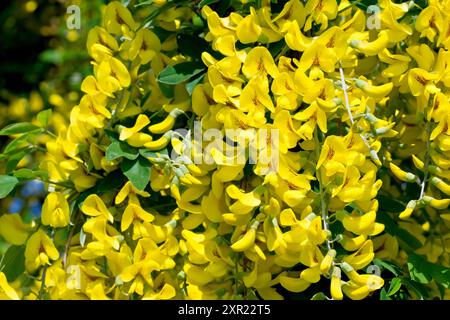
[0,0,449,300]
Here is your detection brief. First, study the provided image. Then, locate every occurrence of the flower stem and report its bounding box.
[314,128,332,251]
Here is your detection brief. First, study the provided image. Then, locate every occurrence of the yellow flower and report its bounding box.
[143,283,176,300]
[119,114,150,141]
[415,6,444,42]
[82,217,122,257]
[129,29,161,64]
[95,57,131,97]
[236,8,261,44]
[0,272,19,300]
[41,192,70,228]
[407,68,440,97]
[81,194,114,223]
[25,229,59,272]
[378,48,411,78]
[295,102,328,138]
[115,181,150,205]
[273,0,306,31]
[298,41,337,73]
[316,135,365,176]
[77,95,110,129]
[226,184,261,214]
[240,78,274,123]
[304,0,338,32]
[343,240,375,270]
[103,1,138,36]
[85,280,111,300]
[121,203,155,232]
[202,5,236,39]
[0,214,33,246]
[242,47,278,79]
[87,27,119,61]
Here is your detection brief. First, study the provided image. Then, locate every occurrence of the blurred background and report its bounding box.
[0,0,104,253]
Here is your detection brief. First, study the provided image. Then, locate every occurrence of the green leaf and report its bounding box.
[139,149,167,159]
[1,245,25,282]
[13,168,35,179]
[37,109,52,127]
[436,282,446,299]
[310,292,329,300]
[198,0,220,7]
[152,26,173,44]
[76,171,126,209]
[408,262,432,284]
[377,195,405,213]
[408,253,450,288]
[12,169,48,180]
[79,228,86,247]
[0,122,40,136]
[380,287,392,300]
[349,0,378,10]
[0,175,19,199]
[401,277,430,299]
[268,39,285,57]
[388,278,402,296]
[372,258,401,276]
[6,150,28,174]
[158,81,175,99]
[121,156,152,190]
[216,0,231,15]
[142,0,185,26]
[104,129,119,142]
[186,73,205,96]
[192,14,205,29]
[377,212,422,250]
[3,130,40,154]
[177,34,209,60]
[158,62,205,85]
[39,50,64,65]
[134,0,153,7]
[105,141,139,161]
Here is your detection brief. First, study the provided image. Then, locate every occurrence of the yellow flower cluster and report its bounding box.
[1,0,449,300]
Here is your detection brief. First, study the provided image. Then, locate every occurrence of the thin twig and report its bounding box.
[38,267,48,300]
[315,129,332,251]
[339,63,381,165]
[419,101,434,199]
[63,209,81,268]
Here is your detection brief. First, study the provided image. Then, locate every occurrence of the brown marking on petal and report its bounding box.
[313,55,320,66]
[220,74,235,84]
[257,58,264,72]
[287,182,301,190]
[89,103,100,116]
[434,98,440,111]
[285,80,292,91]
[343,176,351,187]
[327,147,335,159]
[317,0,324,11]
[98,36,108,48]
[429,15,436,29]
[205,93,216,106]
[415,75,428,86]
[141,40,148,51]
[319,88,326,100]
[238,119,249,130]
[116,12,125,25]
[326,36,335,48]
[252,96,259,107]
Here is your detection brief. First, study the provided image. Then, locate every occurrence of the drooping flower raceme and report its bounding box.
[0,0,449,301]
